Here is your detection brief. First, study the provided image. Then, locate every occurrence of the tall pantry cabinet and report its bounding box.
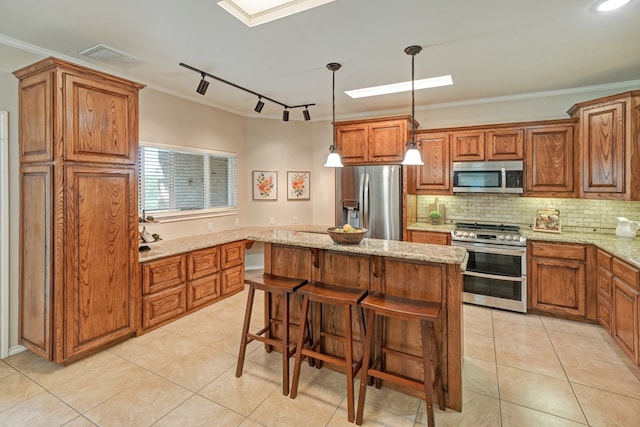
[14,57,144,364]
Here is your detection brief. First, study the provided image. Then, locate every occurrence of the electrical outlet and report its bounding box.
[269,217,275,225]
[293,216,298,224]
[207,222,213,232]
[235,218,240,226]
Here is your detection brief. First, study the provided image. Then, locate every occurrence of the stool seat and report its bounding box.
[360,293,440,322]
[290,282,367,423]
[236,272,308,396]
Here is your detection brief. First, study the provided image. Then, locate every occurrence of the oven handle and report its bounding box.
[451,241,525,256]
[463,270,525,282]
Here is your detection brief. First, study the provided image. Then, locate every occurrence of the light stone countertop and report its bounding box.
[407,222,640,269]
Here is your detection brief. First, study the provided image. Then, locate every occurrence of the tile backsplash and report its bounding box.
[416,194,640,234]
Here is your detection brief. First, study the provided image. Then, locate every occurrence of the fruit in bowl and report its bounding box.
[327,225,368,244]
[331,224,363,233]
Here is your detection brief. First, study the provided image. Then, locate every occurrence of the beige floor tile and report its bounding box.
[110,330,203,371]
[0,372,44,412]
[495,339,565,379]
[0,392,79,427]
[249,380,344,427]
[238,418,265,427]
[462,356,498,398]
[573,383,640,427]
[0,361,15,379]
[547,329,625,365]
[500,400,587,426]
[62,416,98,427]
[541,316,604,339]
[157,345,237,392]
[560,352,640,399]
[493,319,551,345]
[358,384,422,418]
[154,394,245,426]
[463,304,493,319]
[463,331,496,362]
[497,365,586,423]
[84,374,192,426]
[491,309,544,328]
[463,312,495,337]
[47,353,152,413]
[327,396,415,427]
[209,327,257,356]
[199,361,280,416]
[416,389,501,426]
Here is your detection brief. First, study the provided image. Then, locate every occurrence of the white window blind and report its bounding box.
[138,143,237,218]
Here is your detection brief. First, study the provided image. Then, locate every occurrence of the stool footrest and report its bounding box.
[381,347,423,364]
[367,369,426,393]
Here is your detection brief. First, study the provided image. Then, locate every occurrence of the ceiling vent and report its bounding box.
[79,44,140,68]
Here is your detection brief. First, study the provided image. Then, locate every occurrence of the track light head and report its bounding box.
[283,109,289,121]
[303,107,311,121]
[254,98,265,113]
[196,74,209,95]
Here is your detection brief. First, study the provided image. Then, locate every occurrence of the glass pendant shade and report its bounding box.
[401,145,424,165]
[324,150,344,167]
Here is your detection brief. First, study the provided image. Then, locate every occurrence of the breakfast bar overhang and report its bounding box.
[246,229,468,411]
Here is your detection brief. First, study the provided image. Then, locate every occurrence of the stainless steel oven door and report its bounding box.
[452,241,527,313]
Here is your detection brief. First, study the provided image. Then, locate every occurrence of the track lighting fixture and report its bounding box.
[324,62,344,168]
[180,62,315,120]
[196,74,209,95]
[254,97,265,113]
[401,45,424,166]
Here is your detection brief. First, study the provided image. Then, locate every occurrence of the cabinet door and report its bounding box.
[142,255,187,294]
[143,286,186,330]
[221,241,245,269]
[409,132,451,194]
[18,71,55,163]
[187,247,220,280]
[580,102,625,197]
[486,128,524,160]
[222,264,245,296]
[64,165,138,360]
[451,131,485,161]
[524,125,575,196]
[336,123,368,164]
[368,120,406,163]
[529,257,586,316]
[408,231,450,245]
[187,273,221,310]
[612,279,639,364]
[64,72,139,165]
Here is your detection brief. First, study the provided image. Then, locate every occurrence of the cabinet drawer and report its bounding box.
[142,255,187,294]
[187,274,221,310]
[530,242,586,261]
[221,241,245,269]
[598,267,613,299]
[187,247,220,280]
[409,231,450,245]
[222,264,245,295]
[143,286,186,330]
[597,249,612,270]
[597,294,611,333]
[612,258,640,291]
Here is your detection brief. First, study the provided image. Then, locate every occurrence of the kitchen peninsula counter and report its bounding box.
[247,229,467,411]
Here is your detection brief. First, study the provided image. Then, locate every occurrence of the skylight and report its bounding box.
[217,0,336,27]
[345,75,454,99]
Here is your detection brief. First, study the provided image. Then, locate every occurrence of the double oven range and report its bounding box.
[451,222,527,313]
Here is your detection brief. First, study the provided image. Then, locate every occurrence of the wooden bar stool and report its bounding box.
[235,272,308,396]
[290,282,367,423]
[355,293,445,427]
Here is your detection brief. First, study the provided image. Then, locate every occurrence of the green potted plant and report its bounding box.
[428,210,442,225]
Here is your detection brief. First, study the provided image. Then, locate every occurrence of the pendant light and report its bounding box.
[324,62,344,168]
[401,45,424,166]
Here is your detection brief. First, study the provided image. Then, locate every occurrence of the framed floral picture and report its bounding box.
[287,171,310,200]
[252,170,277,200]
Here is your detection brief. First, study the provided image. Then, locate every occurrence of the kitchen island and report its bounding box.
[246,229,468,411]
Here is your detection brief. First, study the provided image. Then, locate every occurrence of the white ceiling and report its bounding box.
[1,0,639,121]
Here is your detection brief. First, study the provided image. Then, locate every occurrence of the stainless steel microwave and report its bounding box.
[452,161,523,194]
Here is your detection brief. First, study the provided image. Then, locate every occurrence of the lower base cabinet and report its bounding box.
[140,240,245,332]
[407,230,451,245]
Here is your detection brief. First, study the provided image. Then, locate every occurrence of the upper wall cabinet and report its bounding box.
[524,121,576,197]
[335,116,417,164]
[451,128,524,161]
[407,131,451,194]
[568,92,640,200]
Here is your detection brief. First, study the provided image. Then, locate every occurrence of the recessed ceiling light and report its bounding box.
[345,75,453,99]
[594,0,632,12]
[218,0,335,27]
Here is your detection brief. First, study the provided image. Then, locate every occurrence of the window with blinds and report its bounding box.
[138,143,237,219]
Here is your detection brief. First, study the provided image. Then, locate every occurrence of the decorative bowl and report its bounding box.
[326,227,368,245]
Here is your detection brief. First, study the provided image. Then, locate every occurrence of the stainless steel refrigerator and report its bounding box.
[335,165,402,241]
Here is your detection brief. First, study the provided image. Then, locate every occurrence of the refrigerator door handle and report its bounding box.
[363,172,370,230]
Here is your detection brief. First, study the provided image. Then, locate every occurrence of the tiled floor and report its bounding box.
[2,288,640,426]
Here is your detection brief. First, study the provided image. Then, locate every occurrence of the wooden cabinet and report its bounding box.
[451,130,485,161]
[568,92,640,200]
[407,230,451,245]
[611,258,640,364]
[528,241,588,317]
[596,250,613,332]
[451,128,524,162]
[335,116,416,164]
[140,240,245,332]
[407,132,451,194]
[15,57,143,364]
[524,122,576,197]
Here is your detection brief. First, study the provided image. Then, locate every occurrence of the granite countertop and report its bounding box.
[407,222,640,269]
